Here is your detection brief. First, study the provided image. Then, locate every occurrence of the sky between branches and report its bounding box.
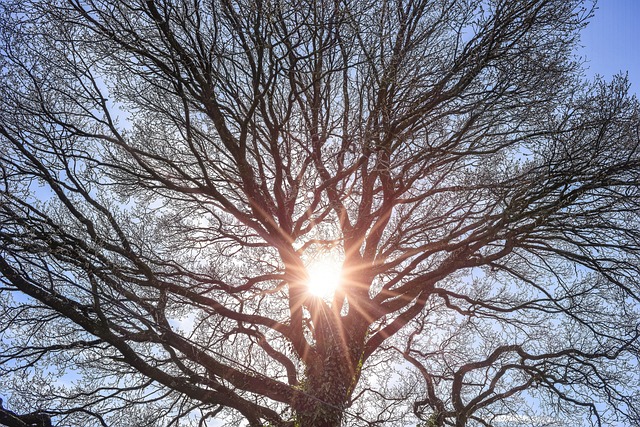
[580,0,639,95]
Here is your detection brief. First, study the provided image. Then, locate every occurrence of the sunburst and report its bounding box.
[305,256,343,298]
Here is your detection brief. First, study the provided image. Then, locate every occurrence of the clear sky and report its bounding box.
[579,0,640,95]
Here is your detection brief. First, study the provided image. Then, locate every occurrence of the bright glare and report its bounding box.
[306,257,343,298]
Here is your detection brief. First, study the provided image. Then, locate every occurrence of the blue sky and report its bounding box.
[579,0,640,95]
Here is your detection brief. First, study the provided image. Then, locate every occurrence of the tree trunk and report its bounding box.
[294,367,348,427]
[294,344,353,427]
[296,411,342,427]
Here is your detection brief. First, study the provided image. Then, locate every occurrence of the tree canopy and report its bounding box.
[0,0,639,426]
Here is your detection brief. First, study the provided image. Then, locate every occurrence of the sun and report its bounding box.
[305,257,343,298]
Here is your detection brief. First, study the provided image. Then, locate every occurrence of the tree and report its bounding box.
[0,398,52,427]
[0,0,638,425]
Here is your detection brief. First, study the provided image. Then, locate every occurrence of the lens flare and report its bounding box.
[306,257,343,298]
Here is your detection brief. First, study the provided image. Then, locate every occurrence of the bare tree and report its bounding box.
[0,399,51,427]
[0,0,638,426]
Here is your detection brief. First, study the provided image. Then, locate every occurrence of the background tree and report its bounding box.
[0,0,639,426]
